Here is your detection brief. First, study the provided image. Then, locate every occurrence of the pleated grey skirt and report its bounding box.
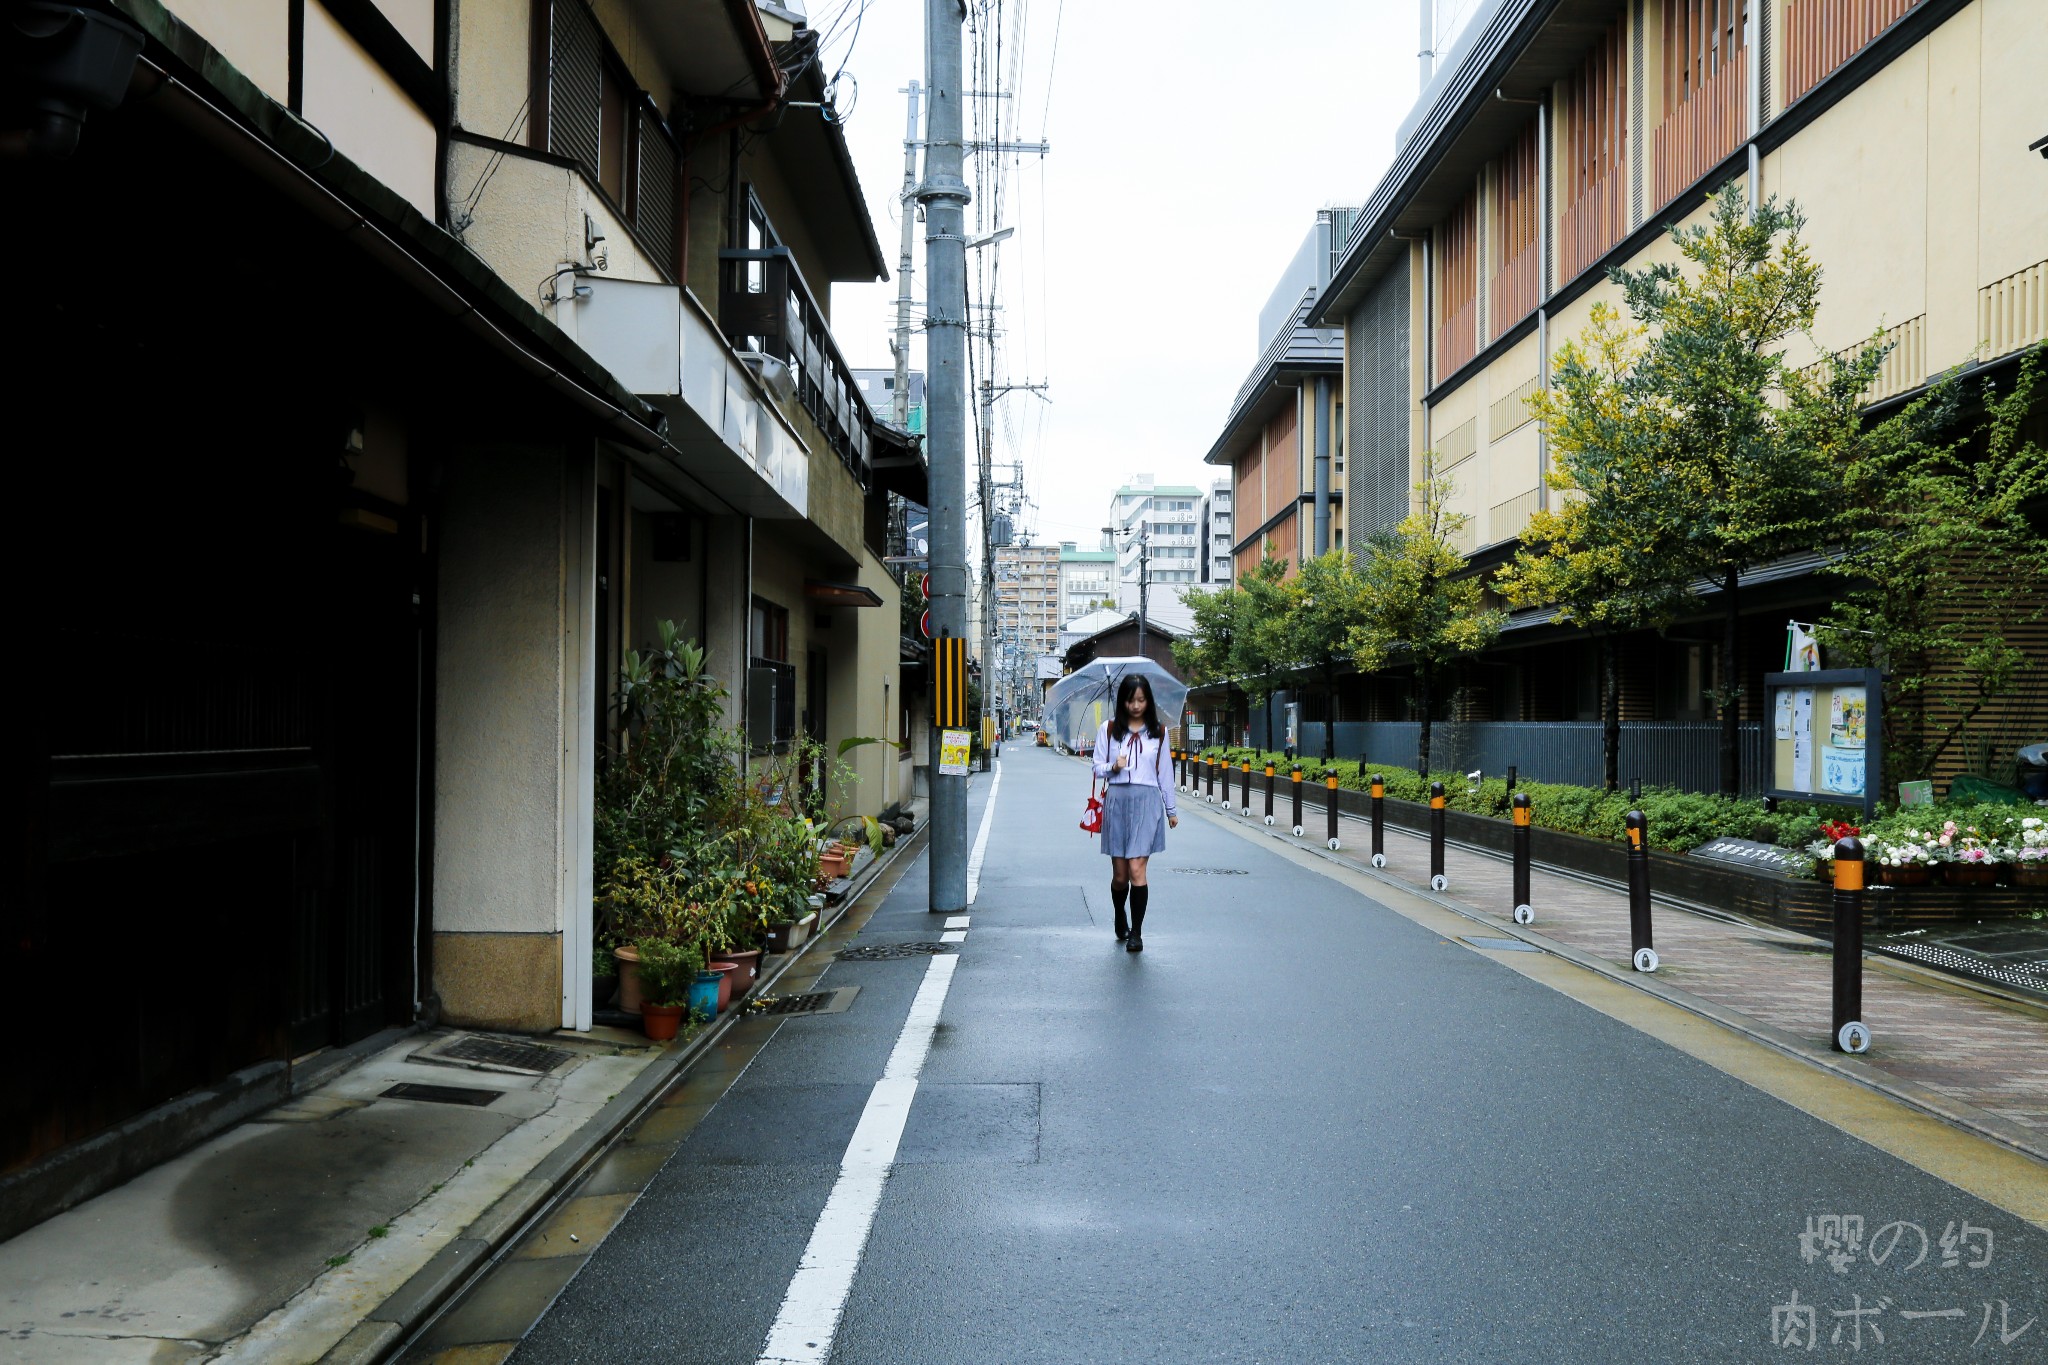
[1100,783,1167,858]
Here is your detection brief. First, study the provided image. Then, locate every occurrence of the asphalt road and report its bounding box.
[511,744,2046,1363]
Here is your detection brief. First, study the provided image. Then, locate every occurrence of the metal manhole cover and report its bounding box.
[416,1035,574,1075]
[1170,867,1249,876]
[1463,936,1541,953]
[836,942,955,961]
[381,1082,503,1107]
[749,987,861,1016]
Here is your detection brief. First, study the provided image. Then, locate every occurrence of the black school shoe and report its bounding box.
[1125,932,1143,953]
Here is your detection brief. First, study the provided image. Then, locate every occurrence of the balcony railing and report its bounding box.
[720,247,873,484]
[1653,46,1747,209]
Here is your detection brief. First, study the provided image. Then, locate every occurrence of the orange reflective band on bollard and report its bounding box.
[1513,804,1531,828]
[1834,857,1864,892]
[1371,780,1384,799]
[1430,794,1446,810]
[1626,824,1642,849]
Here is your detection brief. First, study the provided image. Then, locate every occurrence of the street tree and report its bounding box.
[1349,470,1505,777]
[1174,550,1290,747]
[1607,184,1868,795]
[1818,344,2048,783]
[1497,303,1701,790]
[1270,549,1364,761]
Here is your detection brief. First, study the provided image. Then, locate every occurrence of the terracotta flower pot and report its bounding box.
[707,961,737,1013]
[613,945,645,1013]
[1879,864,1933,887]
[641,1001,684,1041]
[2010,862,2048,888]
[1942,862,1998,887]
[720,948,763,1000]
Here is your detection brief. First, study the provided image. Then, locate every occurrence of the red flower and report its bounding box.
[1820,820,1861,842]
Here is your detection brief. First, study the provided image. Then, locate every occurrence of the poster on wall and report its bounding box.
[939,728,971,776]
[1763,669,1882,818]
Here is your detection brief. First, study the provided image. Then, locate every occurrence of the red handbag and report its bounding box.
[1079,777,1103,835]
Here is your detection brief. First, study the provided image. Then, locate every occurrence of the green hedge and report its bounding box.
[1192,746,1862,853]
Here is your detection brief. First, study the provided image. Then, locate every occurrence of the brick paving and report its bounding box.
[1200,792,2048,1146]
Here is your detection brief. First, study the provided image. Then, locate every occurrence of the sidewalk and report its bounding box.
[0,821,926,1365]
[1185,785,2048,1164]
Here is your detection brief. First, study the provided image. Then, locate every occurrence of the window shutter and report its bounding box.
[549,0,602,178]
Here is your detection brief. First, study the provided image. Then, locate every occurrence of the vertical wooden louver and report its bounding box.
[1560,17,1630,283]
[1489,119,1541,341]
[1435,186,1480,381]
[1783,0,1923,106]
[1653,0,1748,207]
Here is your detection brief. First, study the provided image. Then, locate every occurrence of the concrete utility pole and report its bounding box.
[922,0,970,915]
[891,81,923,427]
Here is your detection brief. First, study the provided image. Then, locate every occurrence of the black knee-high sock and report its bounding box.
[1129,884,1149,934]
[1110,880,1130,936]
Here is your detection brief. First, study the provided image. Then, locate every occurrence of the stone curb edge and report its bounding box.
[329,821,932,1365]
[1187,797,2048,1172]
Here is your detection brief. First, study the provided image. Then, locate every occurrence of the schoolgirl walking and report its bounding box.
[1091,674,1178,951]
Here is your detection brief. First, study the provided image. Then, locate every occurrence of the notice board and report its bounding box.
[1762,668,1883,818]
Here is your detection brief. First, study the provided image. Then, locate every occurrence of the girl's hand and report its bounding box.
[1168,815,1179,829]
[1110,753,1127,772]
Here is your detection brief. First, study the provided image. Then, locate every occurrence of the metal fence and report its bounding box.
[1294,720,1768,795]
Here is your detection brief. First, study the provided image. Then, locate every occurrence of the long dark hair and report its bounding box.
[1115,674,1162,740]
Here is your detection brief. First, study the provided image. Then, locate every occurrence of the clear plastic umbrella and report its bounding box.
[1041,656,1191,752]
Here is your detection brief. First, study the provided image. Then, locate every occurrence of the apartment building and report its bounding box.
[1200,479,1236,585]
[993,543,1060,720]
[3,0,920,1232]
[1306,0,2046,781]
[1205,209,1358,577]
[1058,544,1119,622]
[1106,475,1204,631]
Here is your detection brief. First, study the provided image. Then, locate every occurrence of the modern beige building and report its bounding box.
[1307,0,2047,781]
[4,0,920,1233]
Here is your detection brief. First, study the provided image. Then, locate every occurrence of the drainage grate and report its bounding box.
[381,1082,503,1107]
[415,1035,575,1075]
[749,987,861,1017]
[1876,941,2048,993]
[836,942,955,961]
[1170,867,1249,876]
[1463,936,1541,953]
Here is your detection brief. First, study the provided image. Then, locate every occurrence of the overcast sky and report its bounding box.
[816,0,1478,551]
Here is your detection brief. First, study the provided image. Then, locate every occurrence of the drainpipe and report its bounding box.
[1498,88,1550,508]
[1313,376,1331,556]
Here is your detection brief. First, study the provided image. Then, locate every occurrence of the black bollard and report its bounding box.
[1240,760,1253,817]
[1511,792,1533,924]
[1626,810,1657,971]
[1506,765,1517,798]
[1289,765,1304,836]
[1206,754,1216,803]
[1263,762,1276,826]
[1831,837,1871,1053]
[1369,775,1386,868]
[1630,777,1642,803]
[1325,769,1341,849]
[1428,782,1448,891]
[1220,755,1231,811]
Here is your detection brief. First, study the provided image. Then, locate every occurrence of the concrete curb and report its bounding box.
[340,821,931,1363]
[1190,798,2048,1170]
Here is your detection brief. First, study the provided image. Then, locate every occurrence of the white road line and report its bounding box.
[939,930,966,943]
[965,757,1002,905]
[943,916,970,929]
[757,951,962,1365]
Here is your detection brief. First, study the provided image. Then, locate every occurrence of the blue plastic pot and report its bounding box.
[687,971,721,1021]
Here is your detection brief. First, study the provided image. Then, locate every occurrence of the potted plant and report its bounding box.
[1937,820,2000,886]
[1873,831,1936,886]
[634,938,701,1041]
[2007,817,2048,887]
